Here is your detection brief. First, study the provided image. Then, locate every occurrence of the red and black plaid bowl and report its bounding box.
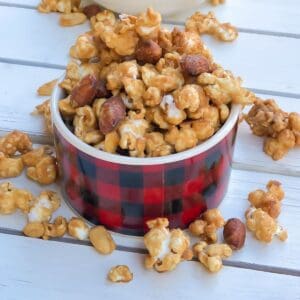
[51,80,240,236]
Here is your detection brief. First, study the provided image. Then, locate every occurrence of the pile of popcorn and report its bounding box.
[37,3,259,158]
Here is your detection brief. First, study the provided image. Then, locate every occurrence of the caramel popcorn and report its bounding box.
[248,180,284,218]
[0,152,24,179]
[60,13,87,27]
[55,7,268,157]
[38,0,81,14]
[189,209,225,243]
[0,182,33,214]
[73,106,103,145]
[37,79,58,96]
[108,265,133,283]
[245,207,288,243]
[27,191,60,223]
[34,99,53,133]
[186,11,238,42]
[0,131,32,156]
[193,241,232,273]
[245,99,299,160]
[144,218,190,272]
[89,226,116,255]
[68,217,89,240]
[210,0,225,5]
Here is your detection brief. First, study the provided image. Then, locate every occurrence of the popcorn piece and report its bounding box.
[0,182,33,214]
[191,120,215,141]
[219,104,230,123]
[27,191,60,223]
[248,180,284,218]
[70,32,98,60]
[145,132,173,157]
[100,131,120,153]
[144,218,190,272]
[34,99,53,133]
[37,79,57,96]
[210,0,225,5]
[189,209,225,243]
[60,13,87,27]
[186,11,238,42]
[194,241,232,273]
[118,117,149,157]
[245,207,288,243]
[0,131,32,156]
[89,226,116,255]
[172,28,212,60]
[145,107,170,130]
[198,69,256,106]
[23,222,45,238]
[74,106,103,145]
[158,28,173,53]
[156,52,181,73]
[160,95,186,125]
[37,0,57,13]
[68,217,89,240]
[59,96,77,117]
[135,8,161,40]
[123,78,145,110]
[0,152,24,179]
[165,125,197,153]
[108,265,133,283]
[143,87,162,107]
[22,146,53,166]
[42,216,67,240]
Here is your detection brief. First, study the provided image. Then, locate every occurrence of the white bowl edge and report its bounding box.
[51,74,241,166]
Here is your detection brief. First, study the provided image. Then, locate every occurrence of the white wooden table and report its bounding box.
[0,1,300,299]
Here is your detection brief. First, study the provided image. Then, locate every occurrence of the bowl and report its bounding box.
[92,0,205,16]
[51,76,240,236]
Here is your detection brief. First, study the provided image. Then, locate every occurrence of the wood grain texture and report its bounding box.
[0,166,299,272]
[0,233,299,300]
[2,0,300,36]
[0,7,300,95]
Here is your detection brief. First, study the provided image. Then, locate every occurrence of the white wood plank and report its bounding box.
[0,233,299,300]
[2,0,300,36]
[0,62,299,175]
[0,166,299,272]
[0,7,300,95]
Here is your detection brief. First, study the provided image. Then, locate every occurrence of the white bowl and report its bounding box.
[92,0,205,16]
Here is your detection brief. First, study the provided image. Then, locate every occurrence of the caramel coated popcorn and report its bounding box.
[186,11,238,42]
[38,0,81,14]
[210,0,225,5]
[0,131,32,156]
[248,180,284,218]
[68,217,89,240]
[189,208,225,243]
[144,218,190,272]
[55,8,258,158]
[89,225,116,255]
[193,241,232,273]
[245,207,288,243]
[0,152,24,179]
[0,182,33,214]
[34,99,53,133]
[37,79,58,96]
[108,265,133,283]
[245,99,300,160]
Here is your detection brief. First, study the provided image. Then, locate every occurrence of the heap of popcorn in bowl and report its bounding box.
[0,0,299,283]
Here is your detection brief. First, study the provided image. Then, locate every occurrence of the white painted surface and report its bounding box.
[0,1,299,298]
[0,234,299,300]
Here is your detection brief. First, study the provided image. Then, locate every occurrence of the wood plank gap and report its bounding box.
[164,19,300,39]
[232,162,300,178]
[0,57,65,70]
[247,87,300,100]
[1,227,299,277]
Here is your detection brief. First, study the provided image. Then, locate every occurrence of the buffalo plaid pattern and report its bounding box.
[54,123,237,236]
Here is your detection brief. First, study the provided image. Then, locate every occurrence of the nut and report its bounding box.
[108,265,133,283]
[135,40,162,65]
[89,225,116,255]
[98,96,126,134]
[70,74,97,107]
[223,218,246,250]
[95,79,111,98]
[180,54,210,76]
[83,4,102,19]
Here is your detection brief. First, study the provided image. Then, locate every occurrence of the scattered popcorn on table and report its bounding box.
[193,241,232,273]
[0,152,24,179]
[68,217,90,240]
[144,218,190,272]
[89,225,116,255]
[248,180,284,218]
[33,99,53,134]
[245,99,300,160]
[186,11,238,42]
[189,208,225,243]
[38,0,81,14]
[37,79,58,96]
[210,0,225,6]
[245,207,288,243]
[108,265,133,283]
[0,182,33,214]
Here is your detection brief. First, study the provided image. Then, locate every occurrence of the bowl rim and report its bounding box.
[51,74,240,166]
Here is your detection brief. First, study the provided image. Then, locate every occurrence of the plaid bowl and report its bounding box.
[52,80,240,236]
